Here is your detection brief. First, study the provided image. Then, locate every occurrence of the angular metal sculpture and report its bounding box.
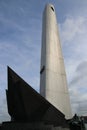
[40,4,72,119]
[6,66,68,127]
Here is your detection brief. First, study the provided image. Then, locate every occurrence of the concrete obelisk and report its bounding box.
[40,4,72,119]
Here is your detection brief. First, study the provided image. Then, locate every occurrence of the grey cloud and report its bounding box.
[76,61,87,73]
[69,61,87,115]
[77,101,87,116]
[69,61,87,87]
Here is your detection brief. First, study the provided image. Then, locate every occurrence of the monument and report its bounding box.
[40,4,72,119]
[0,3,72,130]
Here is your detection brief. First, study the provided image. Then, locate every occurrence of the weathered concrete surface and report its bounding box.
[40,4,72,119]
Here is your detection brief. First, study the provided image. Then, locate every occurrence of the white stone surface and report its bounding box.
[40,4,72,119]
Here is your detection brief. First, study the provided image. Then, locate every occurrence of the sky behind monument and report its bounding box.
[0,0,87,122]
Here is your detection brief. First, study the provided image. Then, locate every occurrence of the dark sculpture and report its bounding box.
[0,67,71,130]
[6,66,67,127]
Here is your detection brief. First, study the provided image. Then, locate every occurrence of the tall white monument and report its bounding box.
[40,4,72,119]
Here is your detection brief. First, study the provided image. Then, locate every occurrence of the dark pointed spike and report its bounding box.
[7,66,66,126]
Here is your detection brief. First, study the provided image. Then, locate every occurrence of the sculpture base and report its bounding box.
[1,122,70,130]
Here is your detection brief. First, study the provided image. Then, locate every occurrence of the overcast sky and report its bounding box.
[0,0,87,122]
